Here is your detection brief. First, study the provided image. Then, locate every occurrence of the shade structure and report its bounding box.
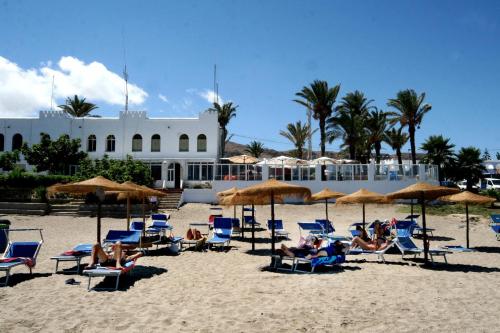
[311,157,337,165]
[335,188,388,229]
[386,182,460,264]
[217,187,239,199]
[50,176,136,242]
[227,155,258,164]
[309,188,346,220]
[237,179,311,259]
[440,191,495,248]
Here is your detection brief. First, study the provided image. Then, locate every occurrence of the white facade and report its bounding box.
[0,110,220,187]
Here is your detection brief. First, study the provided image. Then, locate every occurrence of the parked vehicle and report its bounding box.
[480,178,500,190]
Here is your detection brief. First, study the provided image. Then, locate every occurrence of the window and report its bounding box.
[188,162,214,181]
[106,135,115,152]
[179,134,189,152]
[0,134,4,151]
[132,134,142,152]
[12,133,23,150]
[150,164,162,181]
[87,135,96,152]
[197,134,207,152]
[151,134,161,152]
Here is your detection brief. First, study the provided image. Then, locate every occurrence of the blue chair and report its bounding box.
[1,241,42,286]
[490,215,500,240]
[267,220,289,239]
[50,243,93,274]
[293,242,346,273]
[395,229,450,263]
[244,215,260,227]
[231,218,241,236]
[297,222,324,238]
[207,217,233,249]
[315,219,335,234]
[104,230,142,245]
[348,222,365,237]
[393,220,417,236]
[151,213,170,221]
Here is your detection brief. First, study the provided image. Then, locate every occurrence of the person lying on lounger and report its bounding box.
[88,241,143,269]
[304,240,347,260]
[350,221,391,251]
[279,235,321,258]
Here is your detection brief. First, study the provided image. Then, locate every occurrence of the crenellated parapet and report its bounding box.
[119,111,147,119]
[39,110,71,118]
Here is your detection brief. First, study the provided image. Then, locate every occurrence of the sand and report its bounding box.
[1,203,500,332]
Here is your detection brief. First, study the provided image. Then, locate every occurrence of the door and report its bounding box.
[174,163,181,188]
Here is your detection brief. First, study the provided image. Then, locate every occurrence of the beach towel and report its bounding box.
[0,257,34,268]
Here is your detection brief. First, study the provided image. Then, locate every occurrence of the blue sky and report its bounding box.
[0,0,499,155]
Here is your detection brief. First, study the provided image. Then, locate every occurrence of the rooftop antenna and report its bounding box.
[122,29,129,112]
[307,104,312,160]
[213,64,218,104]
[50,75,55,111]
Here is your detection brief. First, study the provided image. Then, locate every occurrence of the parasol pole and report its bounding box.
[271,191,276,255]
[251,204,256,251]
[465,203,470,249]
[241,205,245,239]
[325,199,329,220]
[411,199,414,217]
[97,200,102,243]
[420,191,429,264]
[142,195,146,236]
[362,203,366,230]
[126,195,130,231]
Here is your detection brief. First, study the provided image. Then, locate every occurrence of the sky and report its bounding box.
[0,0,499,156]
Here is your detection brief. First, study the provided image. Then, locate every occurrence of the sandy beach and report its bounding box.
[1,203,500,332]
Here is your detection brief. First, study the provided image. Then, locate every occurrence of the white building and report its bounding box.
[0,110,220,188]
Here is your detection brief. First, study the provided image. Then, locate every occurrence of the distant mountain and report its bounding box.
[224,141,425,161]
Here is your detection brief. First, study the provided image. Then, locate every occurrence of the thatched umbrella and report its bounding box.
[335,188,388,230]
[309,188,346,221]
[227,155,258,164]
[50,176,136,242]
[217,187,239,223]
[237,179,311,256]
[386,182,459,264]
[440,191,495,248]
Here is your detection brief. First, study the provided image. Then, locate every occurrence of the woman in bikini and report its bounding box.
[350,221,390,251]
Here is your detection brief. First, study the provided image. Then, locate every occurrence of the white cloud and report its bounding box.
[158,93,169,103]
[197,89,223,104]
[0,56,148,117]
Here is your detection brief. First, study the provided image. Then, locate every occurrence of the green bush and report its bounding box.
[32,186,48,202]
[0,172,74,188]
[479,189,500,201]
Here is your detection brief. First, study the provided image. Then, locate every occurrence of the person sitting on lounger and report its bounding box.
[351,221,390,251]
[304,240,347,260]
[356,225,370,242]
[88,241,143,269]
[279,235,321,258]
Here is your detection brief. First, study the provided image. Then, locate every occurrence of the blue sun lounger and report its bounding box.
[490,215,500,241]
[0,228,43,286]
[104,230,142,248]
[243,215,261,227]
[267,220,289,239]
[207,218,232,250]
[83,259,137,291]
[50,243,93,274]
[293,242,346,273]
[315,219,335,234]
[394,229,450,263]
[298,222,325,238]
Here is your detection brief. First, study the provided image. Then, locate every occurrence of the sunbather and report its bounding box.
[88,241,142,269]
[304,240,346,260]
[351,221,391,251]
[279,235,321,258]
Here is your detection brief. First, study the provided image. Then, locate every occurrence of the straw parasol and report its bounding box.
[51,176,136,242]
[386,182,460,264]
[440,191,495,248]
[309,188,346,221]
[336,188,388,229]
[237,179,311,256]
[227,155,258,164]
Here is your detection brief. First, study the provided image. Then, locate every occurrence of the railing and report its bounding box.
[323,164,368,181]
[268,165,315,181]
[374,164,420,181]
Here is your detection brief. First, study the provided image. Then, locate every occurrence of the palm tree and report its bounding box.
[245,141,265,158]
[420,135,456,182]
[384,127,409,165]
[294,80,340,156]
[279,121,316,159]
[387,89,431,164]
[208,102,238,158]
[58,95,98,117]
[366,109,389,163]
[326,91,373,160]
[454,147,485,191]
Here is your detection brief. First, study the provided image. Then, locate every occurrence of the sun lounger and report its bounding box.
[130,221,146,232]
[395,230,450,263]
[151,213,170,221]
[0,228,43,286]
[406,214,435,236]
[294,254,346,273]
[298,222,325,238]
[490,215,500,241]
[50,243,93,274]
[180,223,211,251]
[83,259,137,291]
[441,245,476,252]
[315,219,335,234]
[207,217,232,250]
[231,218,241,236]
[103,230,142,250]
[267,220,289,239]
[348,222,364,237]
[243,215,261,227]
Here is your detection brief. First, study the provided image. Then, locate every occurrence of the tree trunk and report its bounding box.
[375,141,381,164]
[409,125,417,164]
[319,117,326,156]
[396,148,403,165]
[220,128,227,158]
[349,141,356,160]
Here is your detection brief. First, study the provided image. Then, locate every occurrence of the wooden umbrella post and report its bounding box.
[411,199,414,217]
[465,203,470,249]
[126,196,130,231]
[325,199,329,221]
[142,196,146,236]
[271,192,276,255]
[421,191,429,264]
[241,205,245,239]
[97,200,102,243]
[362,203,366,230]
[251,204,256,251]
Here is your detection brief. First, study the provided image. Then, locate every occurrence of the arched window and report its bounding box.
[179,134,189,152]
[197,134,207,152]
[0,134,4,152]
[87,135,96,152]
[132,134,142,152]
[151,134,161,152]
[106,135,115,152]
[12,133,23,150]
